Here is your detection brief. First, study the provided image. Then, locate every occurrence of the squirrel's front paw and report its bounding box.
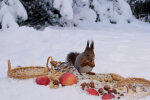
[81,60,95,67]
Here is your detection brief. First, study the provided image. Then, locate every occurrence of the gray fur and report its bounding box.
[74,53,93,73]
[66,41,95,73]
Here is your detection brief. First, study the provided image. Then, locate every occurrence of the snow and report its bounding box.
[0,0,138,29]
[1,21,150,100]
[0,0,27,30]
[52,0,135,25]
[117,0,133,23]
[54,0,73,20]
[90,0,134,23]
[1,12,19,29]
[73,6,97,24]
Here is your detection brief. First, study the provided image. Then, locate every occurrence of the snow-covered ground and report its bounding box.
[1,21,150,100]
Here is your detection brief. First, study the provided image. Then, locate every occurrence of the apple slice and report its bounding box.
[36,76,50,86]
[86,88,99,96]
[102,93,115,100]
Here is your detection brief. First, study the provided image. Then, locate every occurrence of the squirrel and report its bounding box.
[66,41,95,73]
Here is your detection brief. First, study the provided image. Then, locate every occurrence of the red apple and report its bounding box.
[102,93,115,100]
[86,88,99,96]
[36,76,50,85]
[60,73,78,86]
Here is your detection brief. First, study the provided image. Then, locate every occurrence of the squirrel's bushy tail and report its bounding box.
[67,52,80,65]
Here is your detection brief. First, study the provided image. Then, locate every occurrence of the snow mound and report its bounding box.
[53,0,134,26]
[54,0,73,20]
[0,0,136,29]
[0,0,27,30]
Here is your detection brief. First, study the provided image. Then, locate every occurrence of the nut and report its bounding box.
[112,89,117,94]
[81,85,85,90]
[111,73,124,81]
[98,88,104,93]
[104,85,110,91]
[120,93,124,96]
[104,78,108,82]
[108,77,113,82]
[53,80,59,85]
[89,82,95,88]
[108,89,112,93]
[80,82,87,90]
[99,77,105,82]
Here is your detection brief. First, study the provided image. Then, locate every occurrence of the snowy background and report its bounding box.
[1,0,150,100]
[1,0,149,29]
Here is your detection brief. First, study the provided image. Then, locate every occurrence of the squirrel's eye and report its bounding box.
[87,54,89,57]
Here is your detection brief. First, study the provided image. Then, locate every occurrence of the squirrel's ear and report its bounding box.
[85,40,89,50]
[90,41,94,49]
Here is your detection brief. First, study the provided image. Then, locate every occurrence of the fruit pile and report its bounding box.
[33,58,150,99]
[35,70,150,99]
[35,72,78,89]
[80,81,125,99]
